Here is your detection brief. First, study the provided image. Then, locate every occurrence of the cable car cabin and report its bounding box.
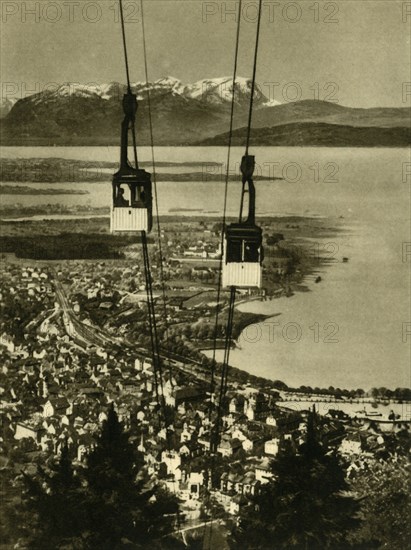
[110,90,153,233]
[111,170,152,233]
[222,223,263,288]
[222,154,263,289]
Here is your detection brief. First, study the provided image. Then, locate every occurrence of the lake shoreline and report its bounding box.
[0,145,408,391]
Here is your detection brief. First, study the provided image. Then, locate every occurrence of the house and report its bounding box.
[174,386,205,405]
[14,422,43,442]
[185,471,204,499]
[40,432,54,452]
[77,433,96,461]
[255,459,274,484]
[242,472,260,497]
[33,349,46,360]
[264,437,280,456]
[339,433,362,455]
[229,494,248,515]
[134,358,144,371]
[217,437,243,458]
[179,443,191,457]
[230,427,248,441]
[243,392,267,421]
[266,414,277,426]
[229,397,238,413]
[161,450,182,480]
[222,412,243,428]
[180,427,192,443]
[242,434,263,453]
[0,334,15,353]
[198,435,211,451]
[43,397,70,418]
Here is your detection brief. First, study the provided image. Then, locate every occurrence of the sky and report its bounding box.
[1,0,410,107]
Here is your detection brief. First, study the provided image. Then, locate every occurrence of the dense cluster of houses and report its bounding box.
[1,259,410,522]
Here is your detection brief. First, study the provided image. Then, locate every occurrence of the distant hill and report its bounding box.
[199,122,411,147]
[250,100,411,130]
[0,77,409,146]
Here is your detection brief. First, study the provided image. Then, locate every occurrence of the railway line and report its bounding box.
[53,279,211,384]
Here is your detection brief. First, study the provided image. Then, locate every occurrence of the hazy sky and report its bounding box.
[1,0,410,107]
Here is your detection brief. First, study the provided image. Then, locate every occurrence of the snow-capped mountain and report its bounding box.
[183,76,271,106]
[23,82,122,105]
[1,77,408,146]
[141,76,186,97]
[3,76,275,107]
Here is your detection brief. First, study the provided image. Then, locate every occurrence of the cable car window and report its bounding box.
[132,186,146,208]
[227,240,243,262]
[114,185,129,207]
[244,241,259,262]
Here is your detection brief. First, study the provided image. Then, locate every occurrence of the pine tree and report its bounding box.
[231,411,359,550]
[21,441,86,549]
[83,404,179,549]
[18,406,180,549]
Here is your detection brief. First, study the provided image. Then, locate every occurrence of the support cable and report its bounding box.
[206,8,264,549]
[213,286,236,453]
[119,0,164,415]
[142,231,164,408]
[119,0,132,93]
[119,0,139,169]
[139,6,182,536]
[208,0,243,421]
[202,287,236,550]
[212,0,264,445]
[140,0,173,381]
[245,0,263,156]
[202,4,243,547]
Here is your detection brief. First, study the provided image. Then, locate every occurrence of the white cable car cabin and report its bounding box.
[110,91,152,233]
[222,155,263,289]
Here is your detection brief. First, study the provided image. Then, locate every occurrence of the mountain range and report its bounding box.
[1,77,410,146]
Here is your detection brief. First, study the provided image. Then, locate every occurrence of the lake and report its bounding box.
[1,145,410,390]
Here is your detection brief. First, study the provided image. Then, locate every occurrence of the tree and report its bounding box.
[273,380,288,391]
[17,407,180,550]
[84,404,179,549]
[230,411,359,550]
[350,457,411,549]
[18,441,87,549]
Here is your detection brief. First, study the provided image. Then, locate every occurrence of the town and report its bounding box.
[1,223,410,547]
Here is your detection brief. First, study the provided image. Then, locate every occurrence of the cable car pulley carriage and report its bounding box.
[110,84,152,232]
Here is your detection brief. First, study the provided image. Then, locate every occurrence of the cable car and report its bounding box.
[222,155,263,288]
[111,91,152,233]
